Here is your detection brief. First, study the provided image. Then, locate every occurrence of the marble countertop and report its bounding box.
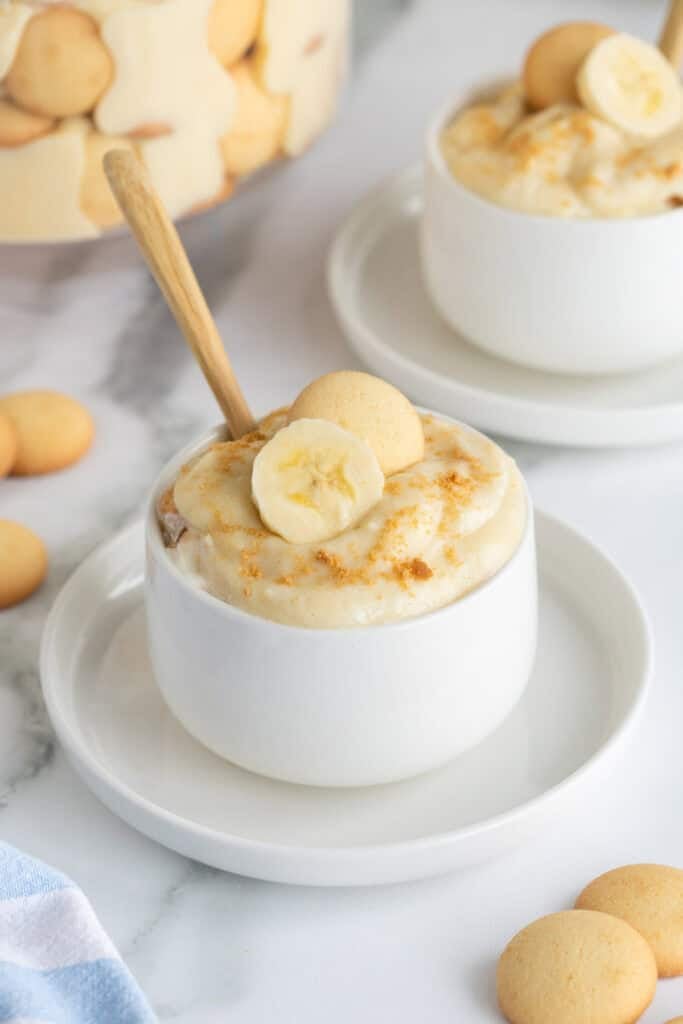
[2,0,683,1020]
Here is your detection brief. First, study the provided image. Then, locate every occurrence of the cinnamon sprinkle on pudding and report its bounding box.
[162,410,526,628]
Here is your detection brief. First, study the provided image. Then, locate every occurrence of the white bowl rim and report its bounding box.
[425,78,683,228]
[147,410,533,637]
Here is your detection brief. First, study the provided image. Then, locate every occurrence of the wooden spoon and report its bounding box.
[104,150,255,439]
[659,0,683,67]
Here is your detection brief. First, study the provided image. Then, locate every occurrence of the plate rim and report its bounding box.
[40,514,652,876]
[328,164,683,446]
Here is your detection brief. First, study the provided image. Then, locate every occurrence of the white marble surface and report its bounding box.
[1,1,683,1020]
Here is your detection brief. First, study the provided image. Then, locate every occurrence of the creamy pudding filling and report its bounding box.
[159,409,526,629]
[441,81,683,218]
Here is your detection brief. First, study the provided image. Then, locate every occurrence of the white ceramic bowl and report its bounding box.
[145,417,537,788]
[421,86,683,376]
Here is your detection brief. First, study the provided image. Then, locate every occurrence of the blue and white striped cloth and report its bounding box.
[0,842,155,1024]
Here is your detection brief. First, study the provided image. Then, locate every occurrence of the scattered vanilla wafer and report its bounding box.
[0,390,93,476]
[0,520,47,609]
[497,909,657,1024]
[577,864,683,977]
[0,413,16,477]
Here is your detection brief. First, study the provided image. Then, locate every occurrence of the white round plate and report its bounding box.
[41,515,650,887]
[328,165,683,447]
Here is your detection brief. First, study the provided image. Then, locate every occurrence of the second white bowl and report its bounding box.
[421,87,683,376]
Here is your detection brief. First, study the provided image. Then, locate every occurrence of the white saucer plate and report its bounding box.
[328,165,683,448]
[41,515,651,887]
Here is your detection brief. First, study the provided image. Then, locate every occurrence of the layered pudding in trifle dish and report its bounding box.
[147,372,537,787]
[421,21,683,375]
[0,0,349,240]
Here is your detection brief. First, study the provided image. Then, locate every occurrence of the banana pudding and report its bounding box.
[440,26,683,218]
[159,373,527,629]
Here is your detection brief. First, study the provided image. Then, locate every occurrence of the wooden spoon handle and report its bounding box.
[659,0,683,67]
[104,149,255,439]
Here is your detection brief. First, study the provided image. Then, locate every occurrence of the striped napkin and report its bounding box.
[0,842,155,1024]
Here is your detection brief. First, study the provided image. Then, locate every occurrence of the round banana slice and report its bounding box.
[251,418,384,545]
[577,33,683,138]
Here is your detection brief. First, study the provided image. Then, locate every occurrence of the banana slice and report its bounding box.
[577,33,683,138]
[251,418,384,544]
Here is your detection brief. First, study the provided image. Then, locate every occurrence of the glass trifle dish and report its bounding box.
[0,0,349,240]
[147,372,537,786]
